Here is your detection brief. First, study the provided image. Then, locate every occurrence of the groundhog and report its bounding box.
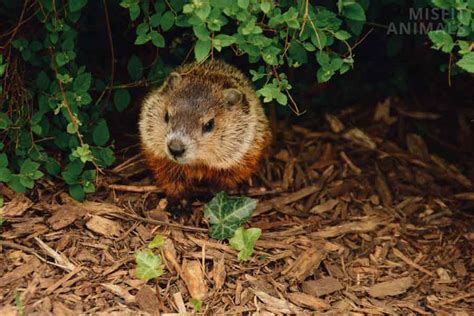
[139,60,271,199]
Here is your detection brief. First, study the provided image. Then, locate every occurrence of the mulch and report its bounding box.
[0,99,473,315]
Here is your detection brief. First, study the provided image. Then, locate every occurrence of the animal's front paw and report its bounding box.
[166,197,193,218]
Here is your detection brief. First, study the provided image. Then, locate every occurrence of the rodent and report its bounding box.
[139,60,272,199]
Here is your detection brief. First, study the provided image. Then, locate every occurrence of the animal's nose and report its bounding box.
[167,139,186,158]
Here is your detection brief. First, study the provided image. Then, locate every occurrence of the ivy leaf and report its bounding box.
[229,227,261,261]
[114,89,131,112]
[92,119,110,146]
[194,39,211,62]
[127,55,143,81]
[456,52,474,73]
[148,234,165,249]
[69,0,88,12]
[203,192,257,240]
[135,249,164,280]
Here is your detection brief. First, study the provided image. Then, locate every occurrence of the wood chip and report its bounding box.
[181,259,208,300]
[325,114,345,133]
[210,254,226,290]
[101,283,136,304]
[310,199,339,214]
[302,277,343,297]
[286,292,330,310]
[47,206,85,230]
[135,285,161,313]
[343,128,377,149]
[0,256,41,287]
[1,193,33,217]
[283,246,327,282]
[367,276,413,298]
[252,290,302,314]
[85,215,123,237]
[310,217,383,238]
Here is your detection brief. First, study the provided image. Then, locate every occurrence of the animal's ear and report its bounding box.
[222,88,243,106]
[162,72,182,91]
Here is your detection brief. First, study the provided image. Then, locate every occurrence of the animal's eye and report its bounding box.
[202,119,215,133]
[164,112,169,123]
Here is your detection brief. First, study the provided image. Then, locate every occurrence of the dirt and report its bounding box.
[0,98,473,315]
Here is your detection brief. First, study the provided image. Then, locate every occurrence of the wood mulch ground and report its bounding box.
[0,99,473,315]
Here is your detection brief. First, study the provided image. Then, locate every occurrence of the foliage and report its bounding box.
[203,191,257,240]
[229,227,262,261]
[0,0,472,200]
[428,0,474,73]
[189,298,203,312]
[134,249,164,281]
[148,234,166,249]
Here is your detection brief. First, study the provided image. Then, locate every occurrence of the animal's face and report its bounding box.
[140,72,255,169]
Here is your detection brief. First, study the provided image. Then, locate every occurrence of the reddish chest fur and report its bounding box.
[142,136,269,197]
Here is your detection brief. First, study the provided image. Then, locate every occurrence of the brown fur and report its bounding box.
[139,60,271,198]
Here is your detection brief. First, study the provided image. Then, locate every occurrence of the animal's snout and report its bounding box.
[167,139,186,158]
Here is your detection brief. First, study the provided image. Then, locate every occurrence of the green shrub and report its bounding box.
[0,0,472,200]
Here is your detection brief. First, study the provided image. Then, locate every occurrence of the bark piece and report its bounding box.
[85,215,122,237]
[302,277,343,297]
[287,292,330,310]
[136,285,161,314]
[181,260,207,300]
[367,276,413,298]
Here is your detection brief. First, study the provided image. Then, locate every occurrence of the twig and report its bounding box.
[108,184,163,193]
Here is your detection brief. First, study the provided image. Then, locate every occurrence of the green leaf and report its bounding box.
[69,183,85,201]
[194,39,211,62]
[238,0,249,9]
[342,3,366,22]
[189,298,202,312]
[8,175,26,193]
[457,52,474,73]
[92,147,116,167]
[62,160,84,185]
[135,249,164,280]
[0,168,12,182]
[36,71,50,90]
[69,0,88,12]
[92,119,110,146]
[114,89,131,112]
[20,159,40,174]
[261,2,271,14]
[0,153,8,168]
[127,55,143,81]
[150,31,165,48]
[0,113,12,130]
[129,3,141,21]
[148,234,165,249]
[203,192,257,240]
[160,11,175,31]
[73,72,92,92]
[334,30,351,40]
[428,30,454,53]
[229,227,261,261]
